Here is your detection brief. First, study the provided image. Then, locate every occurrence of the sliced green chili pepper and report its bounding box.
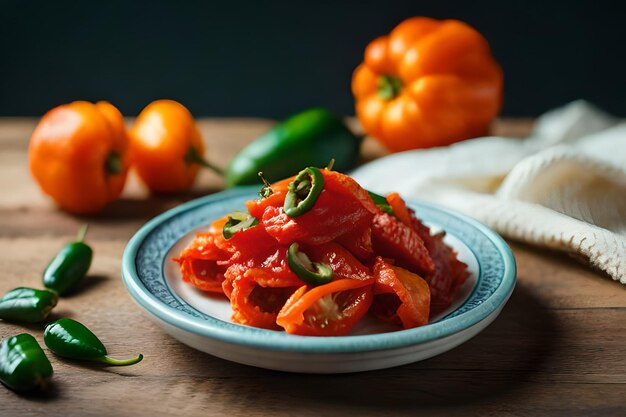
[43,224,93,295]
[222,211,259,239]
[225,108,361,187]
[0,287,58,323]
[287,242,333,286]
[283,167,325,218]
[367,191,395,215]
[0,333,53,392]
[44,318,143,366]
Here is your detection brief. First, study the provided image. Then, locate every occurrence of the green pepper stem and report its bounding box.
[99,353,143,366]
[378,75,403,100]
[76,224,89,242]
[105,152,122,174]
[257,172,274,198]
[184,147,225,176]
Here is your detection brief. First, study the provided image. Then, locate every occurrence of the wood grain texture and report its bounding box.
[0,118,624,417]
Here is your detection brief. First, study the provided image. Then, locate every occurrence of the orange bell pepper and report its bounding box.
[28,101,129,214]
[129,99,222,193]
[352,17,503,151]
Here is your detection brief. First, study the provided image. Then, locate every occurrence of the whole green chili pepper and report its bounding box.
[44,318,143,366]
[225,108,361,187]
[43,224,93,295]
[287,242,333,286]
[0,333,53,392]
[367,191,395,215]
[222,211,259,239]
[283,167,325,218]
[0,287,58,323]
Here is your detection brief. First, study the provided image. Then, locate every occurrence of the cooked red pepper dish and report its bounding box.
[174,167,468,336]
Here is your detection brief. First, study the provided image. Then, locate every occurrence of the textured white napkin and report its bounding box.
[351,101,626,284]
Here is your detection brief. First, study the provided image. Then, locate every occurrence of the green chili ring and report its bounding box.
[222,211,259,239]
[287,242,333,286]
[283,167,325,218]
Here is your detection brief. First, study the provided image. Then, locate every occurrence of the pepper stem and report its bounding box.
[184,147,225,176]
[99,353,143,366]
[258,171,274,198]
[105,152,122,174]
[325,158,335,171]
[76,224,89,242]
[377,75,403,100]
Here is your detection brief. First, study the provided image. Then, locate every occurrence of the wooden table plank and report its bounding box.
[0,118,624,417]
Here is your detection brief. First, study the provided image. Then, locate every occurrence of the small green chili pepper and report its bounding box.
[43,224,93,295]
[283,167,325,217]
[0,333,53,392]
[44,318,143,366]
[222,211,259,239]
[367,191,395,215]
[287,242,333,286]
[225,108,361,187]
[0,287,58,323]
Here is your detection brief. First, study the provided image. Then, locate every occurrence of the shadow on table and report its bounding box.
[201,282,559,412]
[95,188,222,222]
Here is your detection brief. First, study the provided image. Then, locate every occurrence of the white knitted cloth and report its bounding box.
[351,101,626,283]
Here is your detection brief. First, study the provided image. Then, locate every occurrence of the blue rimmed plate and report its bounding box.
[122,187,516,373]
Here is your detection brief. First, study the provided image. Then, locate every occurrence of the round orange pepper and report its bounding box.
[129,100,222,193]
[352,17,503,152]
[29,101,129,214]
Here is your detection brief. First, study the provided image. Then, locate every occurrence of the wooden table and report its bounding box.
[0,118,624,417]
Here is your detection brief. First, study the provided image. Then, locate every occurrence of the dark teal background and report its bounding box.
[1,0,625,117]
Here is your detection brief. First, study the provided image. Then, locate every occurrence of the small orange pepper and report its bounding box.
[129,100,222,193]
[352,17,503,151]
[28,101,129,214]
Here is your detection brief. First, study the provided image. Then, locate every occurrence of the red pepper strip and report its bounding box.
[174,231,232,293]
[276,278,374,336]
[222,246,303,300]
[301,242,373,281]
[225,223,279,264]
[419,231,469,315]
[262,170,376,245]
[389,193,469,314]
[176,232,230,261]
[370,258,430,328]
[245,177,293,219]
[371,211,435,275]
[334,221,374,262]
[323,170,379,215]
[230,273,301,330]
[177,258,227,293]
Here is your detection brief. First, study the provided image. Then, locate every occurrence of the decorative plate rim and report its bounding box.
[122,186,516,353]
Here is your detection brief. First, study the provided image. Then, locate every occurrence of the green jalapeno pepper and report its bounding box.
[0,287,58,323]
[225,108,361,187]
[44,318,143,366]
[284,167,325,217]
[43,224,93,295]
[287,243,333,286]
[222,211,259,239]
[367,191,395,215]
[0,333,53,392]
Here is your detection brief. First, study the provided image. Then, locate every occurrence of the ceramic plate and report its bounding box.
[122,187,516,373]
